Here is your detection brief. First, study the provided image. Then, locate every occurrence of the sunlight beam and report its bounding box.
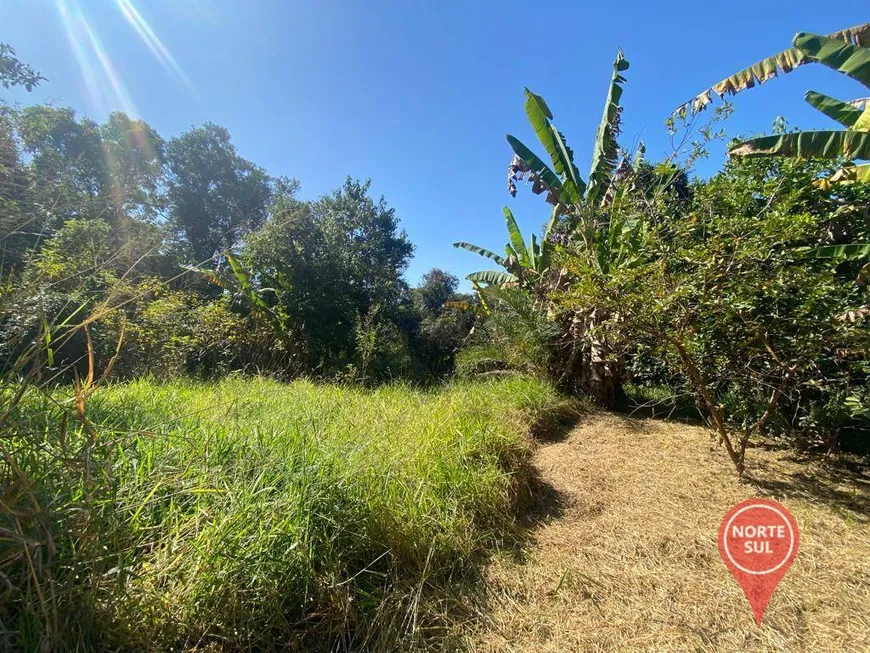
[57,0,138,117]
[113,0,195,92]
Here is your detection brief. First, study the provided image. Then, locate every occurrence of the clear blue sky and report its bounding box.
[2,1,866,288]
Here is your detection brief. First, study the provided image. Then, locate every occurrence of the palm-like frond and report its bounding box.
[729,130,870,159]
[805,91,865,127]
[795,32,870,88]
[466,270,519,285]
[503,207,530,266]
[805,243,870,260]
[673,23,870,115]
[587,49,629,207]
[452,242,508,266]
[522,88,585,203]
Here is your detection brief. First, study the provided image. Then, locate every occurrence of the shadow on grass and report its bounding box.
[746,453,870,522]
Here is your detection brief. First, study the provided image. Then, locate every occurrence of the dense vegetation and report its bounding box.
[1,23,869,650]
[454,33,869,474]
[4,376,567,649]
[0,77,474,385]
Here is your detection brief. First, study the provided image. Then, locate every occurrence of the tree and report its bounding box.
[457,50,644,405]
[675,22,870,280]
[554,154,867,475]
[453,206,558,289]
[239,178,414,373]
[676,24,870,165]
[409,269,476,377]
[0,43,44,91]
[165,123,272,263]
[0,44,43,273]
[99,112,165,221]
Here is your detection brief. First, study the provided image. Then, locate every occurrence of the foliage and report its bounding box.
[240,178,415,377]
[457,287,559,380]
[453,205,559,290]
[677,22,870,167]
[1,375,567,650]
[164,122,273,263]
[552,155,869,473]
[674,23,870,115]
[0,43,44,91]
[460,50,650,406]
[407,268,476,379]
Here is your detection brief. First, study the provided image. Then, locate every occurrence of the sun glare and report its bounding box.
[56,0,194,118]
[57,0,137,116]
[113,0,194,92]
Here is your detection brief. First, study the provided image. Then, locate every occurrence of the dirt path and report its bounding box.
[470,412,870,652]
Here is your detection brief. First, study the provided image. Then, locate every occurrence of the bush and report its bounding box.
[552,156,869,472]
[457,287,559,381]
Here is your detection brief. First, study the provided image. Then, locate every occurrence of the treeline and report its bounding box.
[0,54,474,384]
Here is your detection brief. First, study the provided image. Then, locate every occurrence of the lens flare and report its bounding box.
[57,0,138,117]
[57,0,195,118]
[113,0,194,92]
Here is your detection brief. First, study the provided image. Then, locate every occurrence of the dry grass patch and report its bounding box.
[470,412,870,652]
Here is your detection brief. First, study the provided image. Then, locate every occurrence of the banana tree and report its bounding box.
[675,23,870,265]
[182,253,291,339]
[493,50,641,406]
[675,24,870,167]
[505,49,647,275]
[453,205,558,289]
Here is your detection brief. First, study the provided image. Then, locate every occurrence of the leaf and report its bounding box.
[470,280,492,315]
[805,91,865,127]
[466,270,519,285]
[540,205,559,271]
[506,134,563,197]
[551,126,586,201]
[805,243,870,260]
[587,49,629,207]
[42,317,53,367]
[729,130,870,159]
[674,23,870,115]
[503,206,530,266]
[452,242,508,266]
[794,31,870,88]
[828,163,870,184]
[854,105,870,131]
[522,88,584,203]
[529,233,539,271]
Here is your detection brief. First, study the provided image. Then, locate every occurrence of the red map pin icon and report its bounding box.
[718,498,799,626]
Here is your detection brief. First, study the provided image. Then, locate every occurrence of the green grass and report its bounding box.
[2,376,571,650]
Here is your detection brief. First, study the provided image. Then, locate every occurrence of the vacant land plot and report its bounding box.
[471,412,870,652]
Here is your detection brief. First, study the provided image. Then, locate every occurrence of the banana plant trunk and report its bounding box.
[558,308,626,408]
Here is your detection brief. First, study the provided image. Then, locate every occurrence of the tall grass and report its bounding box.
[2,375,569,650]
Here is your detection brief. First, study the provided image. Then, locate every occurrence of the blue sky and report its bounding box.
[2,1,866,288]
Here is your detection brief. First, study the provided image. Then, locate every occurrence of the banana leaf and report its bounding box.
[829,163,870,184]
[805,91,865,127]
[674,23,870,115]
[466,270,519,285]
[587,49,629,207]
[794,32,870,88]
[452,241,507,266]
[529,233,539,271]
[729,130,870,159]
[540,205,559,271]
[506,134,563,197]
[523,88,585,203]
[503,206,529,266]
